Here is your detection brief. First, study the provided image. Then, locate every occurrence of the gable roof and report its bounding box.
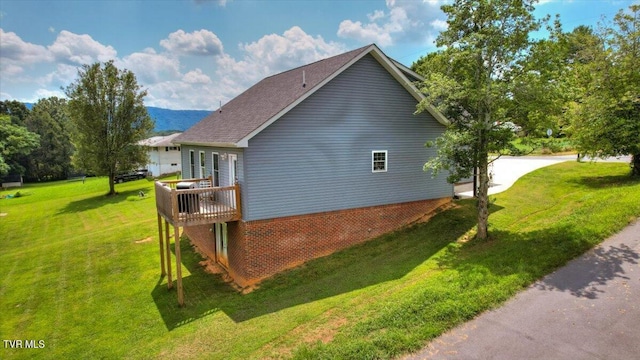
[174,44,448,148]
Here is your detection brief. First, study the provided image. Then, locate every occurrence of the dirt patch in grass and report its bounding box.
[134,237,153,244]
[259,309,350,358]
[303,315,349,344]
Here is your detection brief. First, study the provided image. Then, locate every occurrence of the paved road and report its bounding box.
[404,219,640,360]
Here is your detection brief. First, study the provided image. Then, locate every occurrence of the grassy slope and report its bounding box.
[0,162,638,359]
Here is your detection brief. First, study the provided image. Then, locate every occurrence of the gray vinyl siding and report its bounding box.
[242,54,451,221]
[180,146,244,188]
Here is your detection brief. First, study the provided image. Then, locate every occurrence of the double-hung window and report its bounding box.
[189,150,195,178]
[212,153,220,186]
[199,151,206,178]
[372,150,387,172]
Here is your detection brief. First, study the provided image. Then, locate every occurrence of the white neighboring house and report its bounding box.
[139,133,182,177]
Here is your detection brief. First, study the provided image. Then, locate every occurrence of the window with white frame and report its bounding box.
[212,153,220,186]
[372,150,387,172]
[199,151,206,178]
[189,150,195,178]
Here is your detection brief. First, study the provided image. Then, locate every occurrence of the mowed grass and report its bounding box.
[1,162,639,359]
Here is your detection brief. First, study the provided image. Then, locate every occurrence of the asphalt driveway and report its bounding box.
[408,155,639,359]
[404,220,640,359]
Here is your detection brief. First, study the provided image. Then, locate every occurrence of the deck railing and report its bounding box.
[155,177,241,226]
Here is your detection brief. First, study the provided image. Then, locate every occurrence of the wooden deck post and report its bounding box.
[165,219,173,289]
[171,188,178,221]
[157,213,166,276]
[234,182,242,220]
[174,226,185,307]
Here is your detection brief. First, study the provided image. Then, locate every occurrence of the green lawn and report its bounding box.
[1,162,639,359]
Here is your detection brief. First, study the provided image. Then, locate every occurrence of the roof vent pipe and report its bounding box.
[219,100,222,113]
[302,70,306,88]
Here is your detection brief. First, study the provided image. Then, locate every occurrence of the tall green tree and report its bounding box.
[416,0,542,240]
[0,100,30,126]
[65,61,154,195]
[507,18,569,137]
[24,97,75,181]
[570,5,640,176]
[1,100,33,175]
[0,115,40,176]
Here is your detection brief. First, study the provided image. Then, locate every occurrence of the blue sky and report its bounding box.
[1,0,636,110]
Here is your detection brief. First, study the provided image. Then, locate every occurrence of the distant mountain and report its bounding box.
[23,103,210,132]
[146,107,211,132]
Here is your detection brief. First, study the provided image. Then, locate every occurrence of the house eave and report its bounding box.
[391,59,425,82]
[173,140,243,148]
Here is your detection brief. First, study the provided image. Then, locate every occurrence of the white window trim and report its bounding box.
[372,150,388,173]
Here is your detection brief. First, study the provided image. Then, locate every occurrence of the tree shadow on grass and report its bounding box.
[56,187,153,214]
[151,201,482,330]
[570,173,640,189]
[435,222,639,301]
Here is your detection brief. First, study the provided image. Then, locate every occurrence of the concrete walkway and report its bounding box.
[456,155,632,198]
[405,220,640,360]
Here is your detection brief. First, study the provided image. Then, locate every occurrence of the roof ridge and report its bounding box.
[262,44,373,80]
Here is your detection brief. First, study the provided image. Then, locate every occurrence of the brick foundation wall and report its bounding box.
[235,197,450,285]
[184,197,450,287]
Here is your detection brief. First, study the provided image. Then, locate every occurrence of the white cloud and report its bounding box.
[1,25,351,111]
[1,63,24,77]
[431,18,448,31]
[118,48,181,84]
[0,28,53,66]
[183,68,212,84]
[368,9,385,22]
[337,20,394,46]
[337,0,446,46]
[0,91,14,101]
[239,26,346,74]
[214,26,347,101]
[160,29,224,56]
[143,80,225,110]
[39,63,79,89]
[48,30,117,64]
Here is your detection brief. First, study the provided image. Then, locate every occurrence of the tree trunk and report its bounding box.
[476,125,490,240]
[108,174,116,196]
[632,153,640,177]
[476,151,490,240]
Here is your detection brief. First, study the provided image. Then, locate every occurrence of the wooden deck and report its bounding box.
[155,177,241,227]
